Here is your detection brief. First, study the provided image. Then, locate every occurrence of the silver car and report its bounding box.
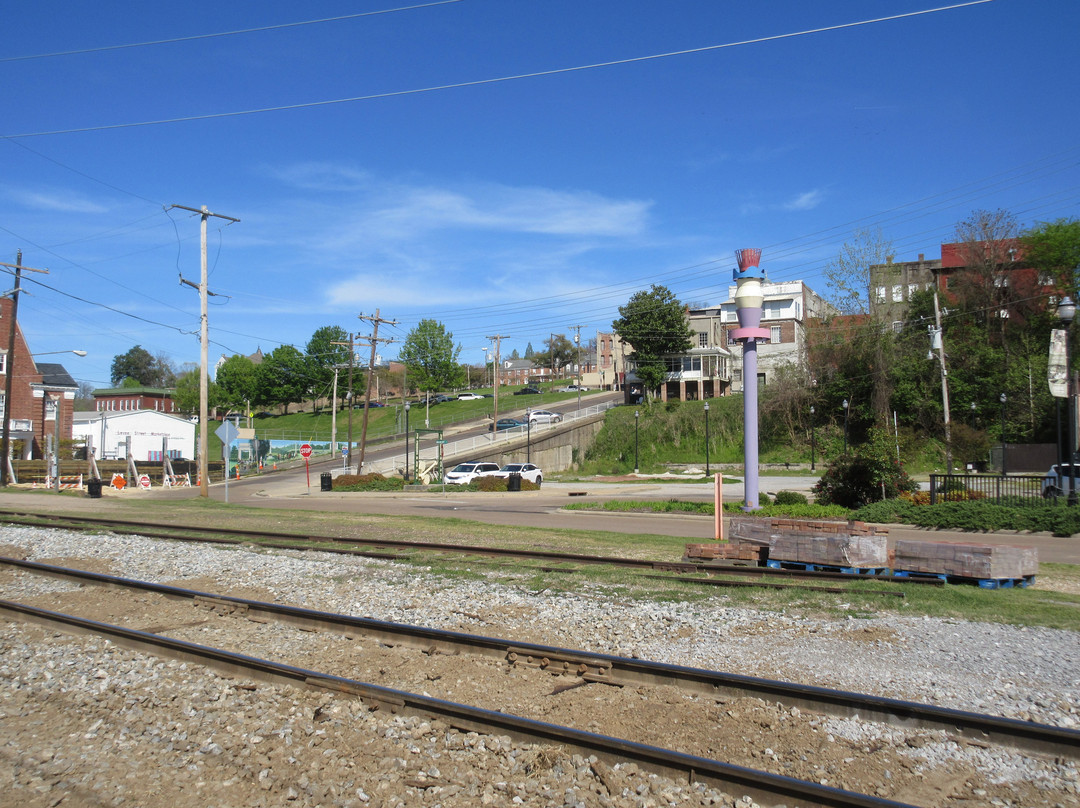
[528,409,563,424]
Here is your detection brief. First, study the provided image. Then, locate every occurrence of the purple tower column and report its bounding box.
[731,248,769,510]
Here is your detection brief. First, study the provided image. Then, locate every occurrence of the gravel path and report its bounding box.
[1,525,1078,808]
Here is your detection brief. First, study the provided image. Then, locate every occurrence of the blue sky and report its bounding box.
[3,0,1078,390]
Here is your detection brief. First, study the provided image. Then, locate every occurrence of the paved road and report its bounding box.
[122,467,1080,565]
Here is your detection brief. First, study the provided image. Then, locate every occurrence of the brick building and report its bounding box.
[91,387,181,414]
[0,296,80,461]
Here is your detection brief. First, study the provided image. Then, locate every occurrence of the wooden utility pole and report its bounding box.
[931,273,952,473]
[171,204,240,497]
[487,334,507,426]
[356,310,397,472]
[0,252,49,487]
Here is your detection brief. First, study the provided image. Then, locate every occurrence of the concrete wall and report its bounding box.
[445,414,605,473]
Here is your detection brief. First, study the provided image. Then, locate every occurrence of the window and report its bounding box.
[892,321,903,333]
[770,326,782,344]
[993,274,1009,288]
[908,283,918,298]
[698,332,708,348]
[45,397,57,420]
[0,351,6,375]
[0,393,4,419]
[892,285,903,302]
[875,286,887,303]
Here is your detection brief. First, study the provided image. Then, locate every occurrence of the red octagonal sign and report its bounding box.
[300,443,312,458]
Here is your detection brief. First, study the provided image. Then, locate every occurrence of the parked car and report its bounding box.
[434,394,454,404]
[457,393,484,401]
[513,386,541,395]
[557,384,588,392]
[1042,463,1080,497]
[528,409,563,424]
[444,461,501,485]
[352,400,385,408]
[489,417,527,432]
[493,463,543,485]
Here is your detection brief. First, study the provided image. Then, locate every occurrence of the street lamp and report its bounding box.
[810,405,816,471]
[1000,392,1007,476]
[842,399,850,455]
[1058,295,1077,504]
[404,402,411,482]
[634,410,640,474]
[970,401,976,430]
[703,401,710,476]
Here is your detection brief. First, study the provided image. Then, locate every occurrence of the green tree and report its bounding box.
[216,355,259,412]
[823,227,894,315]
[305,325,351,412]
[534,334,576,376]
[524,342,535,359]
[612,285,694,396]
[398,319,466,394]
[172,368,223,414]
[254,345,308,414]
[110,345,175,387]
[1021,218,1080,288]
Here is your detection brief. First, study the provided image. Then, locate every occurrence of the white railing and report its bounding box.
[359,399,619,477]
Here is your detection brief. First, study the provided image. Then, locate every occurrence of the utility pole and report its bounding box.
[487,335,507,427]
[931,275,953,474]
[332,334,358,465]
[171,204,240,498]
[569,324,585,410]
[1,252,49,487]
[356,310,397,472]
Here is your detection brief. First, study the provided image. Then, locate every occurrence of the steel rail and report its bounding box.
[0,596,918,808]
[0,509,943,586]
[4,556,1074,760]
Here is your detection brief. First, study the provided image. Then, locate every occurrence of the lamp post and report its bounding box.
[634,410,640,474]
[1058,296,1077,504]
[1000,392,1007,476]
[970,401,976,430]
[842,399,850,455]
[404,402,410,482]
[704,401,710,476]
[810,405,816,471]
[527,413,532,463]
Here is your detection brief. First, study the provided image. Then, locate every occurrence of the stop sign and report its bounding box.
[300,443,312,458]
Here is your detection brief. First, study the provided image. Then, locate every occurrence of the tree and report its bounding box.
[216,355,259,412]
[398,319,466,394]
[254,346,308,414]
[509,348,520,360]
[305,325,351,412]
[173,368,224,414]
[823,227,894,315]
[111,345,169,387]
[1021,218,1080,289]
[533,334,576,376]
[612,285,694,395]
[524,342,535,359]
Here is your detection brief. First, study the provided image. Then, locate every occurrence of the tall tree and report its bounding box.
[534,334,575,374]
[216,355,258,412]
[305,325,351,412]
[398,319,466,393]
[173,368,223,414]
[254,345,308,414]
[823,227,894,315]
[110,345,177,387]
[524,342,535,358]
[1021,218,1080,289]
[612,284,694,395]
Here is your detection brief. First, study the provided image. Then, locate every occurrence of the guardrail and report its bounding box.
[927,473,1059,504]
[360,399,619,477]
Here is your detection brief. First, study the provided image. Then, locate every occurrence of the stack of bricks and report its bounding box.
[684,541,765,563]
[892,540,1038,580]
[770,533,889,567]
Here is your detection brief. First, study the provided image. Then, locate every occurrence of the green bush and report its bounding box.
[813,428,918,509]
[773,490,808,506]
[333,473,405,492]
[758,492,771,506]
[471,476,540,492]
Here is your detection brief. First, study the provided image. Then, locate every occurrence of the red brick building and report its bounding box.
[1,297,79,460]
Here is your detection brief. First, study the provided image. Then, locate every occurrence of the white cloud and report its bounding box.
[783,189,824,211]
[7,186,108,214]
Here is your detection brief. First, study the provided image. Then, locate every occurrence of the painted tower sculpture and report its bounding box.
[731,248,769,510]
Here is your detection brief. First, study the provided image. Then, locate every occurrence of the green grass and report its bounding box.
[11,496,1080,632]
[564,499,852,520]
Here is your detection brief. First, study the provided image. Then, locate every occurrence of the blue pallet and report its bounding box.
[892,570,1035,589]
[766,560,889,576]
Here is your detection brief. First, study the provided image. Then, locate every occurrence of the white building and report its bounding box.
[71,410,196,461]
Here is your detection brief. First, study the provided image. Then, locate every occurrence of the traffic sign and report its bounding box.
[300,443,312,458]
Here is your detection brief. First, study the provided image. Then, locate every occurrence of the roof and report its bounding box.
[91,386,175,397]
[71,409,193,425]
[34,362,78,389]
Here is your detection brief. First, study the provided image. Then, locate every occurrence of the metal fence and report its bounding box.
[361,399,620,477]
[927,472,1064,504]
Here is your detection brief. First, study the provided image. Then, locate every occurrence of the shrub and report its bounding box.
[813,428,918,509]
[758,492,771,506]
[333,473,405,492]
[472,476,540,492]
[773,490,808,506]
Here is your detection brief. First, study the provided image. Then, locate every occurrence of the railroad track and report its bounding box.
[0,509,937,594]
[5,557,1077,783]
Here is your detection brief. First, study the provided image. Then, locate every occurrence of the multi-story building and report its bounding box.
[702,279,834,393]
[600,325,733,404]
[92,387,182,414]
[0,297,80,461]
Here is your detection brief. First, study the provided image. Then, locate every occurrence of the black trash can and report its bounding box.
[507,472,522,492]
[320,472,333,492]
[86,478,103,499]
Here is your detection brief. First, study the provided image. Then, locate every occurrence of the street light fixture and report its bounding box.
[703,401,710,476]
[1000,392,1007,476]
[810,405,816,471]
[842,399,850,455]
[1058,296,1077,504]
[634,410,640,474]
[970,401,976,430]
[404,402,411,483]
